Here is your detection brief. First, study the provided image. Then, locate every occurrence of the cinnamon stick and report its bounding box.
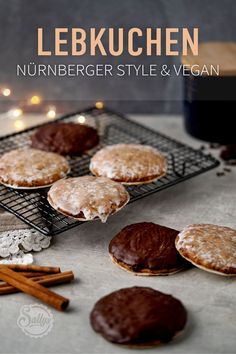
[5,265,61,273]
[1,271,47,278]
[0,267,69,311]
[0,271,74,295]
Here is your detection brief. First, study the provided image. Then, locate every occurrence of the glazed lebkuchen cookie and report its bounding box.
[0,148,69,189]
[175,224,236,276]
[48,176,130,223]
[90,144,167,185]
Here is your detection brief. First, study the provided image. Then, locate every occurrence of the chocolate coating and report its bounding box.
[31,122,99,155]
[90,286,187,345]
[109,222,188,273]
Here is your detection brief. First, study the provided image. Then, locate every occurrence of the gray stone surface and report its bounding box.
[0,0,236,113]
[0,115,236,354]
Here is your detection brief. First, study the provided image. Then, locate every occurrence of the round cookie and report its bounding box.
[31,122,99,155]
[90,286,187,346]
[90,144,167,185]
[109,222,189,275]
[47,176,130,222]
[175,224,236,276]
[0,148,69,189]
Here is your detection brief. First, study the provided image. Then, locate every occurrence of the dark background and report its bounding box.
[0,0,235,113]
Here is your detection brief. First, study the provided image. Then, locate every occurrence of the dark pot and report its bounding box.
[183,75,236,144]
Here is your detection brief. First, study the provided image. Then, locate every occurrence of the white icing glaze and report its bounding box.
[48,176,130,223]
[0,148,69,188]
[176,224,236,273]
[90,144,167,183]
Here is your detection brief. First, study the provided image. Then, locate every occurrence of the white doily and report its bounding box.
[0,251,33,265]
[0,229,51,258]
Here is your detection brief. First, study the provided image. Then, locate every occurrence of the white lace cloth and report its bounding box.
[0,252,33,265]
[0,228,51,264]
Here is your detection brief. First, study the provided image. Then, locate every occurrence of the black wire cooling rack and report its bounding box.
[0,107,219,235]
